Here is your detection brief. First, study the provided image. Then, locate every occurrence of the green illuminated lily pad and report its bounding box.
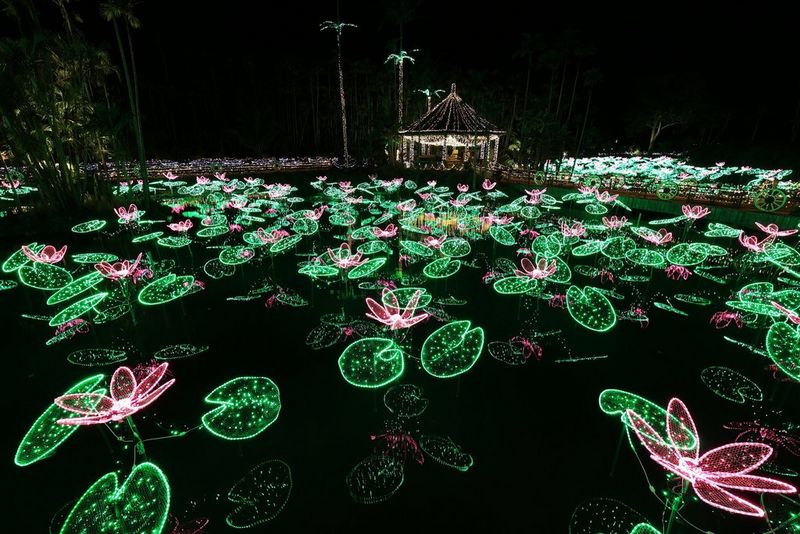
[15,374,105,467]
[60,462,170,534]
[489,226,516,246]
[766,322,800,381]
[49,292,108,326]
[348,257,387,279]
[202,376,281,440]
[47,271,104,305]
[138,274,193,305]
[2,243,42,273]
[19,262,73,290]
[71,219,107,233]
[421,320,484,378]
[338,337,404,388]
[219,246,255,266]
[566,285,616,332]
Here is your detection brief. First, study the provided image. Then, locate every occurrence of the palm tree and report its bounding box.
[415,87,444,112]
[320,19,357,163]
[100,0,149,205]
[385,50,417,127]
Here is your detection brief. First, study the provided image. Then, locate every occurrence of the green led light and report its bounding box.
[15,374,104,467]
[566,286,616,332]
[494,276,536,295]
[269,234,303,254]
[138,274,194,305]
[400,240,434,257]
[489,226,516,246]
[19,262,73,291]
[131,231,163,243]
[423,257,461,279]
[2,243,41,273]
[419,435,474,471]
[338,337,404,388]
[346,454,404,504]
[49,292,108,326]
[71,253,118,264]
[202,376,281,440]
[157,236,192,248]
[226,460,292,528]
[71,220,107,234]
[348,257,387,279]
[67,349,127,366]
[421,320,484,378]
[154,344,209,360]
[766,322,800,381]
[59,462,170,534]
[601,236,635,260]
[440,238,471,258]
[665,243,707,266]
[47,271,104,305]
[196,225,229,238]
[219,246,255,266]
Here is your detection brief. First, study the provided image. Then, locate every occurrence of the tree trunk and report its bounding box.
[336,32,349,161]
[125,23,149,207]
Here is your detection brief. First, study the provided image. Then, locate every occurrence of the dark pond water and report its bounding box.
[2,172,798,533]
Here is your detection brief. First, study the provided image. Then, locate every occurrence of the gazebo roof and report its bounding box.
[399,83,504,136]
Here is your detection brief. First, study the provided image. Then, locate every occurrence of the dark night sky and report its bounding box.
[25,1,800,161]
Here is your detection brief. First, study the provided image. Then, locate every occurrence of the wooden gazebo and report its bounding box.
[399,83,503,169]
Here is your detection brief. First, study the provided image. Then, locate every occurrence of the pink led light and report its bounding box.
[602,216,628,229]
[196,176,210,185]
[114,204,140,222]
[755,222,797,237]
[167,220,193,233]
[771,302,800,325]
[364,288,429,330]
[577,185,596,195]
[560,221,586,238]
[163,171,178,180]
[95,253,143,281]
[213,172,227,181]
[456,183,469,193]
[255,228,290,244]
[524,188,546,204]
[372,224,398,238]
[514,257,557,280]
[424,235,447,249]
[326,243,367,269]
[738,233,774,253]
[595,190,618,204]
[665,265,692,280]
[682,204,711,220]
[626,398,796,517]
[21,244,67,264]
[641,228,673,246]
[709,310,743,329]
[482,179,496,191]
[55,363,175,426]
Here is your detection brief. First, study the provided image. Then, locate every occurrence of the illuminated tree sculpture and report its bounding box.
[627,398,796,517]
[320,19,357,162]
[421,320,484,378]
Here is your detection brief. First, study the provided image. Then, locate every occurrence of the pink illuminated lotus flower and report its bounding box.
[228,224,243,233]
[338,181,351,189]
[327,243,367,269]
[55,363,175,426]
[524,188,546,205]
[365,289,430,330]
[738,233,774,253]
[1,179,21,189]
[482,179,496,191]
[755,222,798,237]
[222,184,236,193]
[167,220,193,233]
[115,204,140,223]
[423,235,447,249]
[373,224,398,238]
[682,204,710,220]
[626,398,796,517]
[163,171,178,180]
[595,190,618,204]
[21,244,67,264]
[255,228,289,244]
[171,204,186,215]
[316,175,328,182]
[213,172,227,181]
[450,198,469,207]
[196,176,210,185]
[560,221,586,238]
[602,216,628,230]
[427,180,437,187]
[396,200,416,212]
[514,257,557,280]
[307,205,328,220]
[95,253,143,281]
[665,265,692,280]
[456,183,469,193]
[641,228,673,246]
[577,185,596,195]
